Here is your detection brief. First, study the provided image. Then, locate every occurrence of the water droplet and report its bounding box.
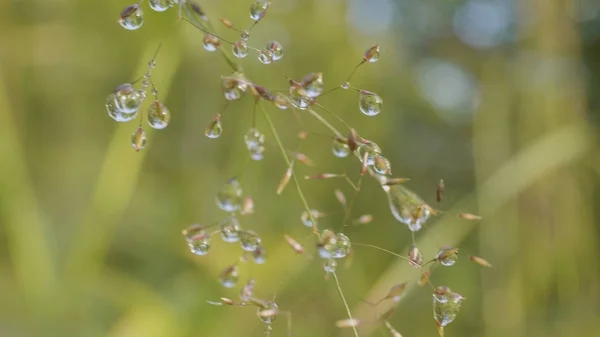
[148,60,157,69]
[106,93,137,122]
[252,244,267,264]
[274,93,289,110]
[203,34,220,52]
[436,247,459,266]
[113,83,143,113]
[266,41,283,61]
[147,100,171,129]
[408,244,423,267]
[258,50,273,64]
[382,184,431,231]
[288,86,311,110]
[357,140,382,166]
[249,1,270,22]
[240,30,250,41]
[131,127,147,152]
[232,40,249,58]
[300,72,324,98]
[433,287,463,327]
[373,155,392,175]
[205,115,223,138]
[185,228,211,256]
[220,216,241,243]
[332,138,351,158]
[149,0,172,12]
[119,4,144,30]
[257,301,278,323]
[300,209,322,228]
[219,265,239,288]
[358,90,383,116]
[434,286,452,303]
[332,233,351,258]
[216,177,243,212]
[245,128,266,161]
[240,230,261,252]
[363,45,380,63]
[317,229,337,259]
[240,279,255,300]
[323,258,337,273]
[222,77,244,101]
[341,81,350,90]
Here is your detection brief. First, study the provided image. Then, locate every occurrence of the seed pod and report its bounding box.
[283,234,304,254]
[334,189,347,207]
[436,179,445,202]
[469,255,492,267]
[277,166,293,195]
[335,318,360,328]
[220,17,233,28]
[458,213,481,220]
[347,129,359,152]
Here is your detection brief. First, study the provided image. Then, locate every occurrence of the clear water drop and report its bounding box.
[220,216,241,243]
[257,301,278,324]
[382,184,431,231]
[187,232,211,256]
[408,244,424,267]
[205,116,223,139]
[274,93,289,110]
[216,177,243,212]
[373,155,392,175]
[341,81,350,90]
[131,127,147,152]
[149,0,172,12]
[245,128,266,160]
[358,90,383,116]
[232,40,249,58]
[317,229,337,259]
[436,247,459,266]
[239,230,261,252]
[219,265,239,288]
[300,72,324,98]
[433,287,463,327]
[323,258,337,273]
[203,34,220,52]
[240,30,250,41]
[332,233,351,259]
[288,86,310,110]
[266,41,283,61]
[252,244,266,264]
[332,138,350,158]
[119,4,144,30]
[113,83,143,113]
[363,45,380,63]
[300,209,321,228]
[222,77,244,101]
[106,93,137,122]
[147,100,171,129]
[357,140,382,166]
[249,1,270,22]
[258,50,273,64]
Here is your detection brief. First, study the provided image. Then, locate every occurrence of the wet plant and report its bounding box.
[107,1,492,336]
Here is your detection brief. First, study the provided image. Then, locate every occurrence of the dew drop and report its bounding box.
[258,50,273,64]
[408,244,424,268]
[186,230,211,256]
[317,229,338,259]
[300,72,324,98]
[341,81,350,90]
[216,177,243,212]
[358,90,383,116]
[240,230,261,252]
[324,258,337,273]
[219,265,239,288]
[363,45,380,63]
[274,93,290,110]
[331,138,350,158]
[147,100,171,129]
[300,209,322,228]
[245,128,266,161]
[357,140,382,166]
[257,301,278,324]
[373,155,392,175]
[131,127,147,152]
[433,287,463,327]
[113,83,143,114]
[252,244,267,264]
[205,115,223,139]
[436,247,459,266]
[266,41,283,61]
[106,93,137,122]
[203,34,220,52]
[249,1,270,22]
[240,30,250,41]
[240,279,255,301]
[222,77,244,101]
[289,86,311,110]
[382,184,431,231]
[119,4,144,30]
[232,40,249,58]
[148,0,172,12]
[220,216,241,243]
[332,233,351,259]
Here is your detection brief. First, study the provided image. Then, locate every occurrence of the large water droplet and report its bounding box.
[240,230,261,252]
[436,247,459,266]
[357,140,382,166]
[257,301,278,324]
[382,184,431,231]
[222,77,244,101]
[220,216,241,243]
[205,115,223,138]
[203,34,220,52]
[147,100,171,129]
[245,128,266,160]
[363,45,380,63]
[258,50,273,64]
[373,155,392,175]
[216,177,243,212]
[332,138,350,158]
[119,4,144,30]
[433,287,463,327]
[358,90,382,116]
[289,86,311,110]
[131,127,147,152]
[249,1,270,22]
[220,265,239,288]
[266,41,283,61]
[300,73,324,98]
[106,93,137,122]
[323,258,337,273]
[317,229,337,259]
[149,0,172,12]
[113,83,143,113]
[183,225,211,256]
[232,40,249,58]
[332,233,351,259]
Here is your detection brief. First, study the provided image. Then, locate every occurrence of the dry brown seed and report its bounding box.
[277,166,293,195]
[361,152,369,175]
[383,282,408,302]
[283,234,304,254]
[436,179,445,202]
[383,178,410,186]
[220,297,235,305]
[220,17,233,28]
[458,213,482,220]
[418,271,430,286]
[469,255,492,267]
[120,4,139,19]
[348,129,359,152]
[353,214,373,225]
[297,131,309,140]
[335,318,360,328]
[334,189,347,207]
[295,152,314,166]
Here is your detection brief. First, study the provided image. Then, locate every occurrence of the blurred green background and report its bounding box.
[1,0,599,336]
